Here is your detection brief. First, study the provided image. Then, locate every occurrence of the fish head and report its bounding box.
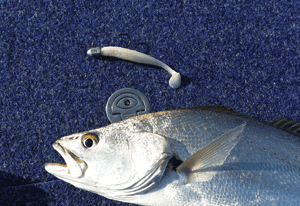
[45,120,173,200]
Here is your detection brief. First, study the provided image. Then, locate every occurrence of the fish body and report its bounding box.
[45,106,300,205]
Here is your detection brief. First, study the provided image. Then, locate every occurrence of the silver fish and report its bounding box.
[45,106,300,205]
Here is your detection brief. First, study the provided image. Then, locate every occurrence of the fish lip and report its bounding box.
[45,142,87,178]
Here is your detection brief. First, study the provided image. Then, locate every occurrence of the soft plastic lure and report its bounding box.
[87,46,181,89]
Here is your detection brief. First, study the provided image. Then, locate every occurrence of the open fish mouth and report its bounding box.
[45,142,87,178]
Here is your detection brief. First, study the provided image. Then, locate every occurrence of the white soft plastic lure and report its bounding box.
[45,106,300,205]
[87,46,181,89]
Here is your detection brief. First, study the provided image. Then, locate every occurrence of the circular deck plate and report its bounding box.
[106,88,150,123]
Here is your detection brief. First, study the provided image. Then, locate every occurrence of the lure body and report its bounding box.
[87,46,181,89]
[45,106,300,205]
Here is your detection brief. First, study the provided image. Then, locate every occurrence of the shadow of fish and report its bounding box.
[45,106,300,206]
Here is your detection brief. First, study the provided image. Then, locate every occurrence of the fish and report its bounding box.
[45,106,300,206]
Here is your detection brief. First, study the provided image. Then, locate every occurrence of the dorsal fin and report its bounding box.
[176,123,246,184]
[185,105,234,112]
[265,118,300,137]
[188,106,300,138]
[185,105,255,120]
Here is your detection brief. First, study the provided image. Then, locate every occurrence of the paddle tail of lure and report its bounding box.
[87,46,181,89]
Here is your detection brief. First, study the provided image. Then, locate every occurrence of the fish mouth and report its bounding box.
[45,142,87,178]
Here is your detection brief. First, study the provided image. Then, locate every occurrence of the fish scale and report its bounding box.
[133,108,300,205]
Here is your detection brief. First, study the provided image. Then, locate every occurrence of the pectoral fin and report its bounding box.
[176,123,246,184]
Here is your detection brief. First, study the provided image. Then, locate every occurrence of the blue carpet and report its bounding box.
[1,0,300,205]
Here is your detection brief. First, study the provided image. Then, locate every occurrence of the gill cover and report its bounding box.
[97,131,173,200]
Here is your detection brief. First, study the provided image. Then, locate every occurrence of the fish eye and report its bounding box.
[84,138,93,148]
[81,133,99,148]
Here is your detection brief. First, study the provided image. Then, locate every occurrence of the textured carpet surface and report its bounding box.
[1,0,300,205]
